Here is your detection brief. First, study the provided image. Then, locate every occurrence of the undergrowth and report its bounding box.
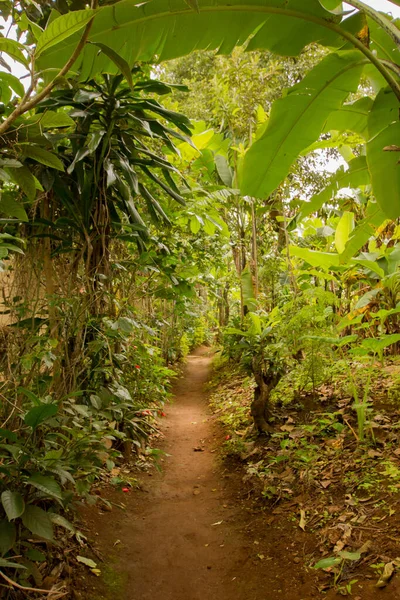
[209,352,400,592]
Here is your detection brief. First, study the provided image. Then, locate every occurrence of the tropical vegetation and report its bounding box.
[0,0,399,596]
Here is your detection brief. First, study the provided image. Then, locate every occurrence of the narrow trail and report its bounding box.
[81,347,316,600]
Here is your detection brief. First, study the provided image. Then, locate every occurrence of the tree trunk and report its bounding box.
[251,200,259,299]
[251,360,282,434]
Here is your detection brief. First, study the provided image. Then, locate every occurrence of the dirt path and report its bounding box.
[78,347,400,600]
[80,348,317,600]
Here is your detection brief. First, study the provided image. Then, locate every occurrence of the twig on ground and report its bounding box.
[0,571,66,596]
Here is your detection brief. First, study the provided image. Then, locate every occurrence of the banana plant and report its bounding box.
[0,0,398,221]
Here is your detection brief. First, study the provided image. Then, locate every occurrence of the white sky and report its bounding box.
[345,0,400,15]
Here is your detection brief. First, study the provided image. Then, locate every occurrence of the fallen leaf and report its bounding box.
[77,556,97,569]
[368,450,382,458]
[299,509,306,531]
[358,540,372,554]
[280,425,295,432]
[321,480,332,489]
[376,561,396,588]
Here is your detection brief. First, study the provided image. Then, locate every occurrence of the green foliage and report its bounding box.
[0,0,398,590]
[241,52,364,198]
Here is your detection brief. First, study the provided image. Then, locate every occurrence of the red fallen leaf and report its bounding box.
[122,487,130,493]
[161,412,167,417]
[135,365,141,369]
[225,435,231,440]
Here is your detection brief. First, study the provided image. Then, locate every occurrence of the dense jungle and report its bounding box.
[0,0,399,598]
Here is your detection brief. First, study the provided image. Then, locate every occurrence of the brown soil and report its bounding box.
[76,348,400,600]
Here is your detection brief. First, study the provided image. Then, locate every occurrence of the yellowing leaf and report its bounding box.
[335,211,355,254]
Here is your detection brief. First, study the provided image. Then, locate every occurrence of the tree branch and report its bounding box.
[0,0,99,136]
[0,570,67,596]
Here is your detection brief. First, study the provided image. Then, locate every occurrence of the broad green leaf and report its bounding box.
[19,12,43,41]
[302,334,357,347]
[33,111,75,128]
[368,87,398,140]
[21,505,53,540]
[215,155,233,187]
[340,202,387,263]
[298,269,339,283]
[0,429,18,442]
[36,0,357,78]
[0,72,25,98]
[302,131,365,155]
[49,513,76,533]
[0,194,28,221]
[0,558,26,569]
[91,43,134,89]
[290,247,340,269]
[193,150,215,175]
[190,215,202,234]
[241,52,364,198]
[0,519,16,555]
[1,491,25,521]
[241,267,257,311]
[19,145,64,171]
[296,156,369,222]
[368,15,400,64]
[355,288,380,309]
[27,474,62,500]
[0,38,28,66]
[314,556,342,569]
[366,88,400,219]
[24,403,58,429]
[351,258,385,278]
[247,312,262,335]
[335,211,354,254]
[6,166,36,201]
[26,549,46,561]
[225,327,249,336]
[35,9,98,58]
[387,251,400,276]
[338,550,361,561]
[323,97,373,138]
[362,334,400,353]
[1,243,24,255]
